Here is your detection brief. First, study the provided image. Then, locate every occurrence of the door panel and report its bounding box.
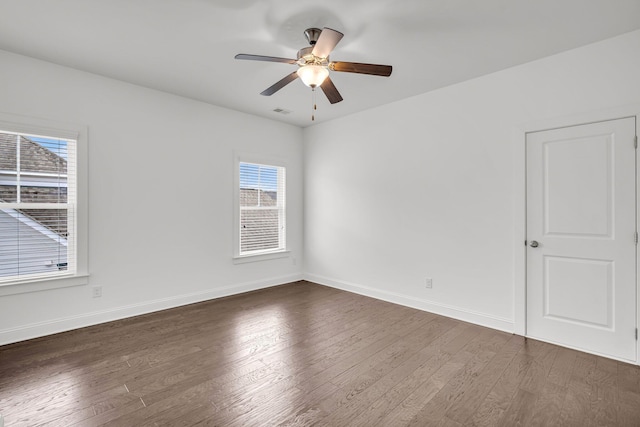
[544,134,612,237]
[544,256,612,327]
[527,117,636,361]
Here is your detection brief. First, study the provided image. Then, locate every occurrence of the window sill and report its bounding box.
[0,274,90,296]
[233,250,290,264]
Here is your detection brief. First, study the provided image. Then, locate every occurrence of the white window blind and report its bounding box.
[0,130,77,282]
[239,162,286,255]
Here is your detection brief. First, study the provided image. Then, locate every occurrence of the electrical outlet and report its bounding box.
[292,257,297,265]
[425,278,433,289]
[92,286,102,298]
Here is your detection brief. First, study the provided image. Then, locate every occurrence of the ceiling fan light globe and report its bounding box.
[297,65,329,88]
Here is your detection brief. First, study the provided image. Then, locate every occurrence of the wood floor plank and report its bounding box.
[557,354,598,427]
[403,330,506,426]
[1,280,639,427]
[618,360,640,397]
[518,339,559,394]
[617,399,640,427]
[324,316,451,392]
[318,344,427,426]
[444,333,523,424]
[468,350,535,426]
[377,327,495,426]
[547,347,579,388]
[437,416,465,427]
[349,321,473,427]
[591,356,619,426]
[140,401,213,427]
[70,397,146,427]
[263,382,340,427]
[291,329,403,394]
[497,387,539,427]
[526,380,568,426]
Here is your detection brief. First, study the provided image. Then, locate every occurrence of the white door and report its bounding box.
[526,117,637,361]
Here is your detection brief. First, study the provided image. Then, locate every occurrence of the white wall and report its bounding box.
[0,50,304,344]
[304,30,640,332]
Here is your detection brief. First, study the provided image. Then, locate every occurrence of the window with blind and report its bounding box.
[0,130,77,282]
[239,162,286,256]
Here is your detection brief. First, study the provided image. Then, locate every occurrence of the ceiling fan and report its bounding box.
[235,27,392,107]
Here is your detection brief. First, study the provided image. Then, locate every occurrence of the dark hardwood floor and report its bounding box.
[1,281,639,426]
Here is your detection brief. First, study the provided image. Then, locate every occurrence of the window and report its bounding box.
[0,115,87,294]
[237,161,286,258]
[0,130,76,282]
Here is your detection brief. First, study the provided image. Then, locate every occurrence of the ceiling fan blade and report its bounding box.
[260,72,299,96]
[330,61,392,77]
[311,27,344,59]
[320,77,343,104]
[235,54,296,64]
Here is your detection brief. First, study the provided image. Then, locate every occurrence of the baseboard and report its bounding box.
[0,273,304,346]
[305,273,515,333]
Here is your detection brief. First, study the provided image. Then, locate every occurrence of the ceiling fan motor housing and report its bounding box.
[296,47,329,66]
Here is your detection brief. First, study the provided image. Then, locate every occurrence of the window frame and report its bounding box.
[0,113,89,296]
[233,152,289,264]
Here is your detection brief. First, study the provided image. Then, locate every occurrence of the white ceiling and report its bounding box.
[1,0,640,127]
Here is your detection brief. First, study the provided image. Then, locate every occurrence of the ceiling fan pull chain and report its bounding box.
[311,87,316,121]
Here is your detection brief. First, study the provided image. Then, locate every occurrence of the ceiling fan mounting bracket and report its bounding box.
[304,28,322,46]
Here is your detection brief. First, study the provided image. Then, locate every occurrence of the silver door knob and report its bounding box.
[529,240,539,248]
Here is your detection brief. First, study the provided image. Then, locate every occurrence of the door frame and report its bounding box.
[513,104,640,364]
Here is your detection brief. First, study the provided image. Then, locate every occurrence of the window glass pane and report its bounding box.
[241,209,279,252]
[260,189,277,207]
[0,133,17,204]
[258,167,278,206]
[240,163,258,207]
[0,208,68,278]
[240,187,258,208]
[0,132,17,170]
[19,208,68,238]
[19,186,67,204]
[240,163,278,207]
[0,185,17,202]
[19,136,68,175]
[0,134,68,205]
